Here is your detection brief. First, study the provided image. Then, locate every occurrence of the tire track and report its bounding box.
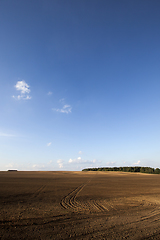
[140,209,160,222]
[60,184,86,211]
[92,200,106,212]
[61,185,160,215]
[31,185,46,198]
[60,181,111,212]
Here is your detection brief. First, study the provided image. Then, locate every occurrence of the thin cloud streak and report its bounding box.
[47,91,52,95]
[106,162,116,166]
[47,142,52,147]
[0,132,15,137]
[53,104,72,114]
[68,157,97,164]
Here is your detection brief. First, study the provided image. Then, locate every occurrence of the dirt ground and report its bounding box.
[1,171,160,239]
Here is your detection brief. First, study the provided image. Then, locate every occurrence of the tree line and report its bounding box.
[82,166,160,174]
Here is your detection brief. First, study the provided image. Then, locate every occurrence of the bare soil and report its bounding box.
[1,171,160,239]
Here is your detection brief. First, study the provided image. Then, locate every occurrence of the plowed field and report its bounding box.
[1,171,160,239]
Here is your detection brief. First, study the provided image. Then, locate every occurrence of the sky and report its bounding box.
[1,0,160,171]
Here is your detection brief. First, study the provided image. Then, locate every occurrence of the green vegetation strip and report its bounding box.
[82,166,160,174]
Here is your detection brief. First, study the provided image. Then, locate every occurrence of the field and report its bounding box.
[1,171,160,239]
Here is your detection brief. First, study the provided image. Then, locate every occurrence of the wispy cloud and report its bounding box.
[47,91,52,96]
[78,151,82,154]
[13,80,31,100]
[5,163,14,168]
[0,132,15,137]
[13,95,32,100]
[106,161,116,166]
[59,98,65,103]
[5,162,18,170]
[134,160,141,165]
[53,104,72,114]
[57,159,63,168]
[48,160,53,164]
[32,164,45,170]
[47,142,52,147]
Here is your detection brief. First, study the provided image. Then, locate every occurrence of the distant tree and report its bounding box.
[155,168,160,174]
[82,166,160,174]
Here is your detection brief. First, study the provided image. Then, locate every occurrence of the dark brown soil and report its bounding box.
[1,171,160,239]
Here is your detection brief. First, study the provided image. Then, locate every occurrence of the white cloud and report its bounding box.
[106,161,116,166]
[134,160,141,165]
[68,157,97,164]
[5,163,13,168]
[47,91,52,95]
[0,132,15,137]
[57,159,63,168]
[5,163,18,170]
[15,80,30,94]
[32,164,45,170]
[53,104,72,114]
[69,158,73,163]
[25,95,32,100]
[78,151,82,154]
[48,160,53,164]
[59,98,65,103]
[53,98,72,114]
[13,80,31,100]
[47,142,52,147]
[13,95,32,100]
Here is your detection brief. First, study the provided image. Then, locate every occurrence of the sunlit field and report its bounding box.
[1,171,160,239]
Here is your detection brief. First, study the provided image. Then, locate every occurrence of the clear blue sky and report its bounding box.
[1,0,160,171]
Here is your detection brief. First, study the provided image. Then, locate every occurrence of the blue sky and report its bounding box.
[1,0,160,171]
